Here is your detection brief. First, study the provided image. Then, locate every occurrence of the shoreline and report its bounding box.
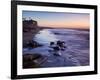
[38,26,90,31]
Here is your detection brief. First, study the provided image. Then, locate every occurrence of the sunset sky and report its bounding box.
[22,11,90,29]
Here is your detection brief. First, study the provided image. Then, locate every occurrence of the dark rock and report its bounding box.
[23,40,43,48]
[23,19,42,48]
[23,54,47,68]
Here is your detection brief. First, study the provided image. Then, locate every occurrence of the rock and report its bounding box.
[23,40,43,48]
[23,53,47,68]
[23,19,42,48]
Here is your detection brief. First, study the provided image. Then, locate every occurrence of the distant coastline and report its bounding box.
[38,26,90,31]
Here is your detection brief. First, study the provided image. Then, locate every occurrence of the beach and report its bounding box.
[23,28,89,68]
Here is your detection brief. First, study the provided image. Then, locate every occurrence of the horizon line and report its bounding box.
[38,26,90,29]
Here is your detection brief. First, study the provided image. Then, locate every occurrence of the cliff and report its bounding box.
[23,19,40,47]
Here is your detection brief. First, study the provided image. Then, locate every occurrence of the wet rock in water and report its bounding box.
[23,53,47,68]
[23,40,43,48]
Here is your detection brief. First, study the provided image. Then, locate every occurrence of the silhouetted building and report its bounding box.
[23,19,38,32]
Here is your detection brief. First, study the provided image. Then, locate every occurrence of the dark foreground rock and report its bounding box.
[23,53,47,68]
[23,50,81,69]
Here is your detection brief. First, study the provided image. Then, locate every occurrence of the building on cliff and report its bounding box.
[23,19,38,32]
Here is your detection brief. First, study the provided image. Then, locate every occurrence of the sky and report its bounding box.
[22,11,90,29]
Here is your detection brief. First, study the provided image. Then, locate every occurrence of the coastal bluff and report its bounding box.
[23,19,40,47]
